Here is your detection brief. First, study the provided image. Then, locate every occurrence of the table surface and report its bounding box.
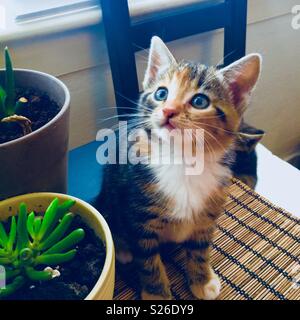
[113,180,300,300]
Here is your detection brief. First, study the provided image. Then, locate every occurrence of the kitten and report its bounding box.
[96,36,261,300]
[232,122,265,189]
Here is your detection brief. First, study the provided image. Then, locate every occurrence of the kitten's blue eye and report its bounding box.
[154,87,168,101]
[190,94,210,109]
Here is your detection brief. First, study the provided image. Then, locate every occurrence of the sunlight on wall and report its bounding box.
[0,5,6,30]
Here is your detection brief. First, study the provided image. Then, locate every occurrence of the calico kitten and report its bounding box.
[96,37,262,300]
[232,122,265,189]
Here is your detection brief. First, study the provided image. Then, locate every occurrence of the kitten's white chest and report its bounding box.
[152,162,230,221]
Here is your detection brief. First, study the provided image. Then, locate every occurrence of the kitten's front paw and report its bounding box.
[190,273,221,300]
[141,290,173,300]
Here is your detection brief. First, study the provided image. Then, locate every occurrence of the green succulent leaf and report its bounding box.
[19,248,33,264]
[25,267,53,281]
[35,249,77,265]
[0,85,7,117]
[0,222,8,248]
[14,97,28,115]
[44,229,85,255]
[4,47,16,116]
[0,198,85,299]
[33,217,42,236]
[5,269,21,280]
[7,216,17,252]
[37,198,59,241]
[57,200,76,217]
[16,203,29,251]
[0,257,11,264]
[44,199,76,237]
[0,276,25,298]
[0,248,7,256]
[26,212,35,240]
[38,212,74,251]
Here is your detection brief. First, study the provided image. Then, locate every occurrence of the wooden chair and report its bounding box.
[100,0,248,115]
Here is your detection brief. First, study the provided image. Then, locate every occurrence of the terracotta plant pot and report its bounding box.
[0,69,70,200]
[0,192,115,300]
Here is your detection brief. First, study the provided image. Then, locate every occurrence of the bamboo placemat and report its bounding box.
[114,179,300,300]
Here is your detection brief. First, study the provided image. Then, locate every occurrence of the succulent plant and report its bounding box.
[0,198,85,298]
[0,47,31,135]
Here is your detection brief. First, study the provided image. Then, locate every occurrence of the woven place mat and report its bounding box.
[114,179,300,300]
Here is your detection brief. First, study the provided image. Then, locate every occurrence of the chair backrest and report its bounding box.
[100,0,248,115]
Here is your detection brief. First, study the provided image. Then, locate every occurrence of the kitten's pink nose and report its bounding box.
[163,107,178,118]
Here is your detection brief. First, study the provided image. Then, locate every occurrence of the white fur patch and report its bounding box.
[151,157,231,221]
[202,277,221,300]
[190,274,221,300]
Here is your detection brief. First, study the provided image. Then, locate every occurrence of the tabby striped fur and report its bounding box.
[96,37,262,300]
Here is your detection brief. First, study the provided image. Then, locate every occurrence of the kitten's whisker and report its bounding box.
[202,129,227,154]
[98,106,144,112]
[97,113,147,123]
[132,42,167,66]
[183,119,227,154]
[204,138,218,163]
[193,120,239,136]
[115,92,153,112]
[215,50,236,68]
[104,119,150,138]
[132,42,149,53]
[179,123,218,162]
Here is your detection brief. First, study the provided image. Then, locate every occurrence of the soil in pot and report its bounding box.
[2,215,106,300]
[0,87,60,144]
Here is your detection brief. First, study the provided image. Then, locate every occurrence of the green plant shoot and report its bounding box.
[0,47,31,134]
[0,198,85,298]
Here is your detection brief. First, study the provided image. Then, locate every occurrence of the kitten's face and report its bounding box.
[140,37,261,156]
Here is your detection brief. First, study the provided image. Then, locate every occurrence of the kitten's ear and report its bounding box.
[143,36,176,90]
[220,54,262,114]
